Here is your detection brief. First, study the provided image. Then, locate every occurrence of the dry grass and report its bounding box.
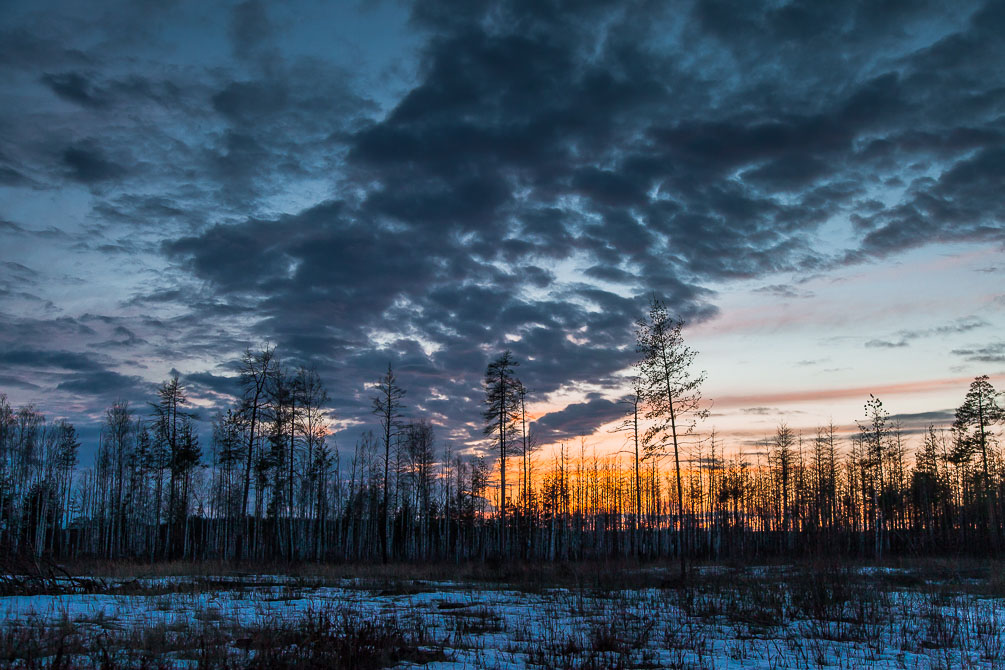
[0,604,447,670]
[6,557,1005,668]
[61,556,674,586]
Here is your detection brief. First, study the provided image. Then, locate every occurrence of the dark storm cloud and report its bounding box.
[530,395,628,443]
[62,144,126,183]
[40,72,109,108]
[0,26,91,70]
[0,349,105,373]
[183,371,239,399]
[163,192,658,446]
[3,0,1004,453]
[0,315,98,348]
[0,375,41,391]
[156,0,1005,449]
[86,324,147,350]
[0,166,31,186]
[0,346,152,409]
[94,195,195,228]
[55,370,147,396]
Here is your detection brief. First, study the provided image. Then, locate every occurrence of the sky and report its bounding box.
[1,0,1003,465]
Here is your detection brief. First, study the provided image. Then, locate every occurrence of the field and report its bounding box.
[1,561,1004,669]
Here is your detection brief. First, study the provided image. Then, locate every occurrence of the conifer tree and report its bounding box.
[635,296,707,579]
[483,351,521,555]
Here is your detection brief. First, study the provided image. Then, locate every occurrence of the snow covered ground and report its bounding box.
[1,567,1003,668]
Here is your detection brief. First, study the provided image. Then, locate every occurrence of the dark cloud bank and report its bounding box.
[1,0,1003,456]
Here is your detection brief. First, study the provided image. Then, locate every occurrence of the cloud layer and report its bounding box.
[1,0,1003,455]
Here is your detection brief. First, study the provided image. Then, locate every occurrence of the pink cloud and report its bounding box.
[712,374,1002,409]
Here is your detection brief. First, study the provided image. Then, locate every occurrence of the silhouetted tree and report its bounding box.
[955,375,1003,550]
[372,363,405,563]
[857,395,889,557]
[770,423,795,549]
[483,351,520,555]
[236,344,275,562]
[636,296,707,579]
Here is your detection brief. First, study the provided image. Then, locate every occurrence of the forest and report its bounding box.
[1,299,1002,567]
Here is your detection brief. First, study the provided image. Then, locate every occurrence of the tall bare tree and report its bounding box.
[636,296,707,579]
[296,366,330,559]
[372,363,405,563]
[102,401,132,558]
[236,344,275,562]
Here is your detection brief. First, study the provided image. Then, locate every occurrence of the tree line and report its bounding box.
[0,297,1002,566]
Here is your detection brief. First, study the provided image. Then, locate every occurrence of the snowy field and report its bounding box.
[1,566,1003,668]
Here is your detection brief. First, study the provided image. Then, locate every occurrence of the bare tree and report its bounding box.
[404,420,434,559]
[635,296,707,580]
[296,366,330,559]
[372,363,405,563]
[236,344,275,562]
[102,401,132,558]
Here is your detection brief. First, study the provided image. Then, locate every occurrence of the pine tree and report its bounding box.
[635,296,707,580]
[954,375,1003,550]
[483,351,520,556]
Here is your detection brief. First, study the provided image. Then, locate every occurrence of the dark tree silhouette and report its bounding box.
[636,296,707,579]
[236,344,275,562]
[955,375,1003,550]
[372,363,405,563]
[483,351,521,555]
